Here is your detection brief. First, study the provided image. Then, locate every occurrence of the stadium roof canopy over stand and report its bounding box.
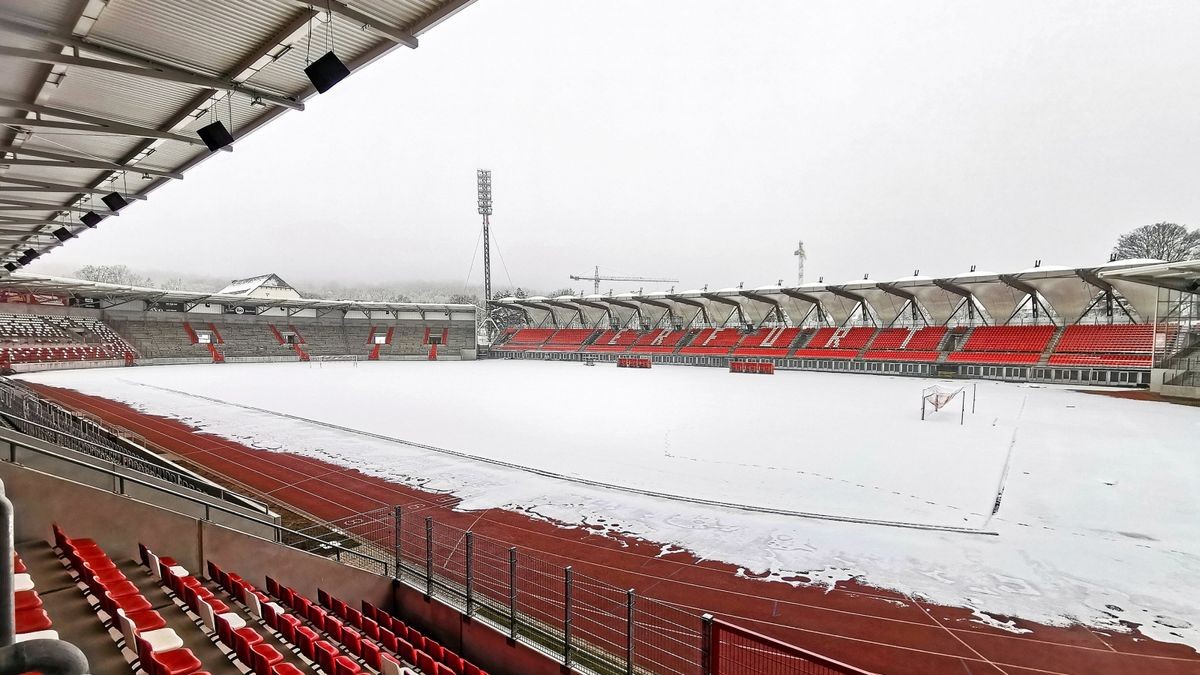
[1099,258,1200,292]
[0,271,474,317]
[497,259,1193,329]
[0,0,477,268]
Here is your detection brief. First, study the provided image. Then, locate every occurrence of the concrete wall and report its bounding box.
[1161,383,1200,399]
[393,582,570,675]
[11,359,124,373]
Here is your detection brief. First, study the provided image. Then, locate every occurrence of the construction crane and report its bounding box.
[794,239,806,285]
[570,266,678,295]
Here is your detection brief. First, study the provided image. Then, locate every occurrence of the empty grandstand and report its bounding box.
[0,273,477,371]
[491,259,1200,391]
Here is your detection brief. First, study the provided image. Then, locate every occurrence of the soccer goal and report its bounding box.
[921,383,976,424]
[311,354,359,368]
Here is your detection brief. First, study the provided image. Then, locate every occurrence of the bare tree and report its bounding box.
[1112,222,1200,262]
[74,264,152,286]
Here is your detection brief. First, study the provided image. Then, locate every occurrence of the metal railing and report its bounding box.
[702,615,875,675]
[0,380,261,511]
[0,433,390,579]
[316,506,704,675]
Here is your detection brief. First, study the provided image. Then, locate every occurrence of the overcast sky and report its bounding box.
[31,0,1200,294]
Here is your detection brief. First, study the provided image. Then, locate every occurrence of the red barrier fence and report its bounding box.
[704,615,875,675]
[730,360,775,374]
[617,356,652,369]
[704,615,874,675]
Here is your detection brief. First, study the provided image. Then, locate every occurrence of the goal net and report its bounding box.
[311,354,359,367]
[922,385,964,412]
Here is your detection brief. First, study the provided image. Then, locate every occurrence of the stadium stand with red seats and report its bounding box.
[791,326,876,359]
[537,328,598,351]
[863,326,947,362]
[1048,324,1155,368]
[583,329,642,352]
[732,327,802,357]
[945,325,1057,365]
[678,327,744,355]
[628,329,689,354]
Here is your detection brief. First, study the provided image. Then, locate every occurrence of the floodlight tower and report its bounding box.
[793,239,806,285]
[477,169,494,341]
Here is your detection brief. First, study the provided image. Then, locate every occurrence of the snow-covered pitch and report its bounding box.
[19,361,1200,647]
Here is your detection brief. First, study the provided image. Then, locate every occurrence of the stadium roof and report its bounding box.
[217,273,294,295]
[0,0,477,269]
[1099,259,1200,293]
[497,259,1200,328]
[0,271,474,317]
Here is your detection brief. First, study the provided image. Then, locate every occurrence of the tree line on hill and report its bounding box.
[64,222,1197,307]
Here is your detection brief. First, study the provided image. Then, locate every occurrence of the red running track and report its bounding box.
[31,384,1200,675]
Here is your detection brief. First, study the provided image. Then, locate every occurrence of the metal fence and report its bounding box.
[0,379,252,506]
[703,616,874,675]
[312,506,704,675]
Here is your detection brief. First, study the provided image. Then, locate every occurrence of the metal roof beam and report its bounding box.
[932,279,972,298]
[826,286,865,303]
[0,16,304,110]
[780,288,822,305]
[0,146,183,179]
[998,274,1038,297]
[0,97,207,145]
[0,117,203,145]
[0,177,147,199]
[875,283,915,301]
[409,0,480,36]
[1076,268,1113,293]
[282,0,418,48]
[0,199,116,216]
[0,215,59,225]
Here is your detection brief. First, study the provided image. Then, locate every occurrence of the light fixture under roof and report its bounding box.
[101,192,128,212]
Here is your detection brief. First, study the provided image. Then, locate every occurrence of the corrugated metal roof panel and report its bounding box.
[91,0,302,77]
[0,0,477,265]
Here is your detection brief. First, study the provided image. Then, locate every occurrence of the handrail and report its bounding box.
[0,383,189,472]
[0,390,266,513]
[0,436,389,573]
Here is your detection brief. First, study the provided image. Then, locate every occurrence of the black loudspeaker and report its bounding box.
[23,248,39,260]
[102,192,128,211]
[16,254,30,265]
[81,211,103,228]
[197,120,234,152]
[4,263,17,272]
[53,227,74,242]
[305,51,350,93]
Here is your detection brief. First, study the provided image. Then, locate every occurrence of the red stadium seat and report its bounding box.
[251,643,284,675]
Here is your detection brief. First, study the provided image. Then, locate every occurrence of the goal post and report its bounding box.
[310,354,359,368]
[921,384,975,424]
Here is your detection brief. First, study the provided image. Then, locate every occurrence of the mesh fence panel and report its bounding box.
[637,598,703,675]
[470,533,515,622]
[430,520,469,602]
[712,619,871,675]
